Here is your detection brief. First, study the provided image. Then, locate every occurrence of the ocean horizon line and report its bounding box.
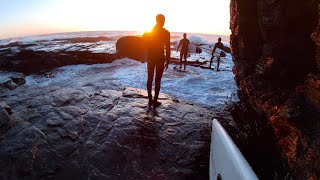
[0,30,231,41]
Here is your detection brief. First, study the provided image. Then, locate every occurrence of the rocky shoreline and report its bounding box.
[0,34,295,179]
[0,77,214,179]
[0,47,119,75]
[0,36,217,179]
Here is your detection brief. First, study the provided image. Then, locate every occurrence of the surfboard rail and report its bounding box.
[210,119,258,180]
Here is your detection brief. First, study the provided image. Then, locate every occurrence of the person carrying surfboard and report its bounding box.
[142,14,171,108]
[210,37,224,71]
[176,33,190,70]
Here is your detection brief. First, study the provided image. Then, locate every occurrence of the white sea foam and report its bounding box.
[24,54,237,108]
[2,31,236,108]
[189,35,208,44]
[112,55,238,107]
[0,31,140,46]
[0,31,230,46]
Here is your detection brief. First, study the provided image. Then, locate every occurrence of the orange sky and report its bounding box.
[0,0,231,39]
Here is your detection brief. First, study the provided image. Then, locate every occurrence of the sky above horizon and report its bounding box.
[0,0,231,39]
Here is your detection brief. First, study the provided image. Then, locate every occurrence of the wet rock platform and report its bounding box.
[0,86,213,179]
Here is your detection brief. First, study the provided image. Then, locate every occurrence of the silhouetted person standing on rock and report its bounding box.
[177,33,190,70]
[143,14,170,108]
[210,37,224,71]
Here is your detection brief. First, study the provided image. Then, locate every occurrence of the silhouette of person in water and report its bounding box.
[210,37,224,71]
[142,14,170,108]
[177,33,190,70]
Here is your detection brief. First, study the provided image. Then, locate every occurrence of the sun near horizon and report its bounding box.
[0,0,231,39]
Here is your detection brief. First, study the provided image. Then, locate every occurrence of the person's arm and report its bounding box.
[165,31,170,69]
[177,40,181,51]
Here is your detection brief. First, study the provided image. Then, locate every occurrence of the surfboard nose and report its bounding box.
[210,119,258,180]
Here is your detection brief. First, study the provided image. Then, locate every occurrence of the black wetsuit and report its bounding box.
[177,38,189,70]
[178,38,190,60]
[212,42,224,56]
[143,25,170,102]
[210,41,224,70]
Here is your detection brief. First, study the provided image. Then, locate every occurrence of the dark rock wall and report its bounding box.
[230,0,320,179]
[313,5,320,73]
[311,5,320,107]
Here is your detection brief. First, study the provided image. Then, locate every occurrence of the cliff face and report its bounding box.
[230,0,320,178]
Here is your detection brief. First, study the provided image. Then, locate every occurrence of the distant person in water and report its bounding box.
[142,14,170,108]
[210,37,224,71]
[176,33,190,70]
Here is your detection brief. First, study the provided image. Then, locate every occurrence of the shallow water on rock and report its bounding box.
[113,57,238,109]
[25,56,238,110]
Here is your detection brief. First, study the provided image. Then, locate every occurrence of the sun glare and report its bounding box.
[0,0,230,38]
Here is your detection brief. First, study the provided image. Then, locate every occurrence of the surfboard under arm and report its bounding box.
[211,48,224,57]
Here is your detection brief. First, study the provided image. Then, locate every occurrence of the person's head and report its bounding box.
[218,37,222,42]
[156,14,165,27]
[183,33,187,39]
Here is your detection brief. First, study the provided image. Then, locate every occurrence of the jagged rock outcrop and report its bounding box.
[0,103,12,134]
[5,76,25,90]
[0,50,119,74]
[0,37,120,74]
[0,73,26,91]
[230,0,320,179]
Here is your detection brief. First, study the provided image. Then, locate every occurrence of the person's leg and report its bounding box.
[154,61,165,108]
[147,61,155,105]
[217,57,220,71]
[210,56,213,68]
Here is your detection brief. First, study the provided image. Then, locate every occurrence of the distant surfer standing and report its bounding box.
[176,33,190,70]
[142,14,170,108]
[210,37,224,71]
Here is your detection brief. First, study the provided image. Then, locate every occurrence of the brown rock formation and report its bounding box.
[230,0,320,179]
[0,50,119,74]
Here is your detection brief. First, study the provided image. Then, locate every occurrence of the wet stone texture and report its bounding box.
[0,85,213,179]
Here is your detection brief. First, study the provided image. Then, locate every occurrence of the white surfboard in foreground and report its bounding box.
[210,119,258,180]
